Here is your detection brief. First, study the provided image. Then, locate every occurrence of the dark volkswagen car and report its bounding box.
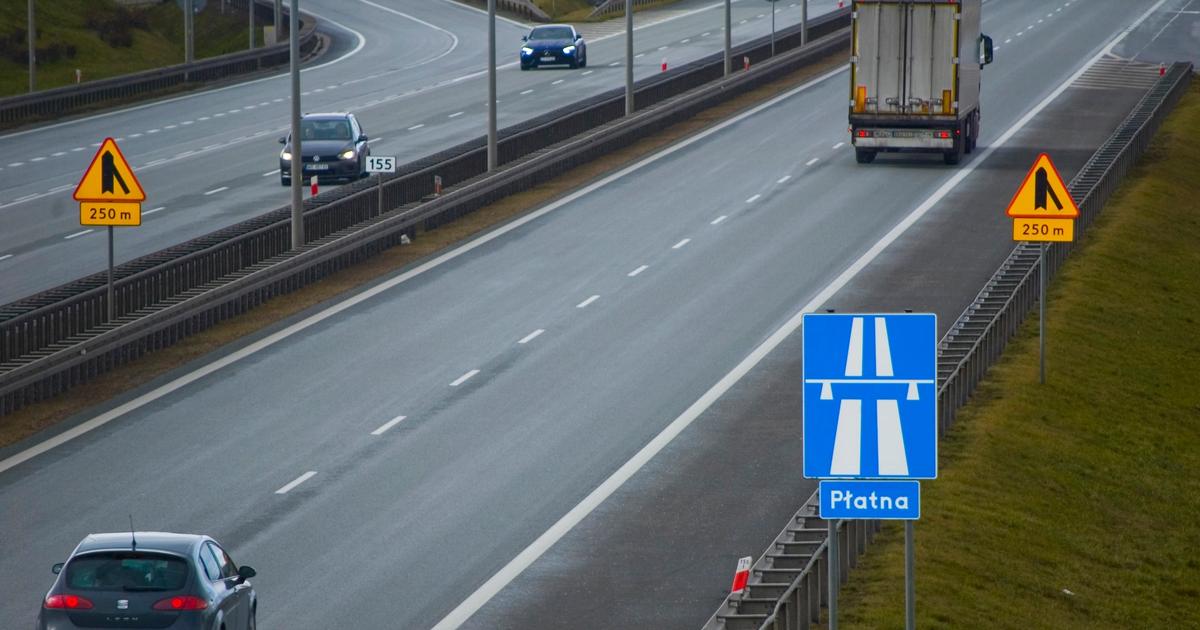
[279,112,370,186]
[38,532,257,630]
[520,24,587,70]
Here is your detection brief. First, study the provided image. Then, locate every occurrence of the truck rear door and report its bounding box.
[852,1,958,116]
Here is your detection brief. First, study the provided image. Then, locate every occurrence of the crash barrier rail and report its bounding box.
[589,0,665,18]
[0,9,851,414]
[0,0,318,127]
[702,62,1194,630]
[498,0,551,22]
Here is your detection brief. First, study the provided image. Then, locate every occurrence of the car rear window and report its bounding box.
[530,27,572,40]
[65,552,188,592]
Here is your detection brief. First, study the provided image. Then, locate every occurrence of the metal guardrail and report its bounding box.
[0,9,853,415]
[703,62,1194,630]
[0,0,318,127]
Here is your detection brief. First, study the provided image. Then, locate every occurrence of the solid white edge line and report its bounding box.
[274,470,317,494]
[518,329,545,344]
[0,65,844,477]
[371,415,408,436]
[576,295,600,309]
[450,369,480,387]
[143,207,166,215]
[429,3,1168,626]
[63,230,93,240]
[0,7,367,142]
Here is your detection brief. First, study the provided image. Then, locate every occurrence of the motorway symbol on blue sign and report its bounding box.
[803,313,937,479]
[820,480,920,520]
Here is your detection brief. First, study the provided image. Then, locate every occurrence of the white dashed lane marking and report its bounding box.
[711,215,727,225]
[204,187,229,196]
[64,230,93,240]
[275,471,317,494]
[371,415,407,436]
[628,265,649,277]
[450,370,480,387]
[746,194,761,203]
[672,238,691,250]
[518,329,545,344]
[576,295,600,309]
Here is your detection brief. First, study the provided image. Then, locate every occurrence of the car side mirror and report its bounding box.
[359,134,368,143]
[278,137,286,144]
[979,34,994,66]
[52,563,64,575]
[521,35,527,41]
[237,566,256,581]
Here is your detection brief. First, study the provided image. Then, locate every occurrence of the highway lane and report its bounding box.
[0,0,842,302]
[0,0,1183,628]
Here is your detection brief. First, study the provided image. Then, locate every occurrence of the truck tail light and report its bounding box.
[856,129,872,138]
[936,131,951,139]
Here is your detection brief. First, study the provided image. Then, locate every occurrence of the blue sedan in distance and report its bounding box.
[520,24,587,70]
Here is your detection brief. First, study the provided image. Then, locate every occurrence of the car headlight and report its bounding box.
[339,149,356,160]
[281,151,292,161]
[521,47,533,55]
[563,45,576,54]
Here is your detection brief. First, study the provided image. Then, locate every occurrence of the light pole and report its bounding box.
[770,0,776,57]
[290,0,303,249]
[724,0,731,76]
[274,0,282,39]
[27,0,35,93]
[625,0,633,115]
[801,0,808,46]
[184,0,195,65]
[487,0,498,171]
[249,0,255,50]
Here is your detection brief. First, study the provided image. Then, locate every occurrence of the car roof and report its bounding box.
[301,112,352,120]
[74,532,207,556]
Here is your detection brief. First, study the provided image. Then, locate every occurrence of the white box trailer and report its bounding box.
[849,0,993,165]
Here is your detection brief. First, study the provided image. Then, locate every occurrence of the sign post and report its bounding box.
[804,313,937,630]
[366,155,397,214]
[73,138,146,322]
[1005,153,1079,384]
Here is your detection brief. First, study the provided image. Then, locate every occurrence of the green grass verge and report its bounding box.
[838,80,1200,629]
[0,0,259,97]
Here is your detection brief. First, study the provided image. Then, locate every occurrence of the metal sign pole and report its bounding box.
[905,521,915,630]
[377,173,384,214]
[289,0,303,249]
[487,0,498,171]
[184,0,195,65]
[1040,242,1047,383]
[828,519,839,630]
[107,227,115,321]
[625,0,634,115]
[724,0,732,76]
[249,0,255,50]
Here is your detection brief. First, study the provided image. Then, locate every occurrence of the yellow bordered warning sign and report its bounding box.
[1007,153,1077,243]
[73,137,145,226]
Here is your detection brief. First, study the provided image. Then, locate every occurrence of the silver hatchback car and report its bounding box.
[38,532,257,630]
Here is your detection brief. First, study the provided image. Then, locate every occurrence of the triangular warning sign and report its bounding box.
[73,138,145,202]
[1005,153,1078,218]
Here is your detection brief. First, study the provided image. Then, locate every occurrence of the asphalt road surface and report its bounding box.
[0,0,1194,628]
[0,0,843,303]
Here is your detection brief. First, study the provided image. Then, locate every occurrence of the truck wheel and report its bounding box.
[855,149,876,164]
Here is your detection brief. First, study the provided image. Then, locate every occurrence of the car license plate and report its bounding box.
[541,56,555,62]
[306,164,330,171]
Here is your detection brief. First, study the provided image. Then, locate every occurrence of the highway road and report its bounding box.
[0,0,843,303]
[0,0,1195,628]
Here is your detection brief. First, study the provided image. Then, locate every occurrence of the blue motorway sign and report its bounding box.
[803,313,937,479]
[820,480,920,520]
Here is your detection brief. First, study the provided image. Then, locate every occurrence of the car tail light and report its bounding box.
[45,594,94,609]
[152,595,208,611]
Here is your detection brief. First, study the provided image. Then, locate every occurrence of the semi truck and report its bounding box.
[849,0,994,165]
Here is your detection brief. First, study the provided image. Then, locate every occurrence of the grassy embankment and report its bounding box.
[0,0,259,97]
[838,81,1200,629]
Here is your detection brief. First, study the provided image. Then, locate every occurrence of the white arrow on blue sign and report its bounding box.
[802,313,937,480]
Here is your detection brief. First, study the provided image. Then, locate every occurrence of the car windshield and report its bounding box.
[65,552,188,592]
[300,119,352,141]
[529,26,573,41]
